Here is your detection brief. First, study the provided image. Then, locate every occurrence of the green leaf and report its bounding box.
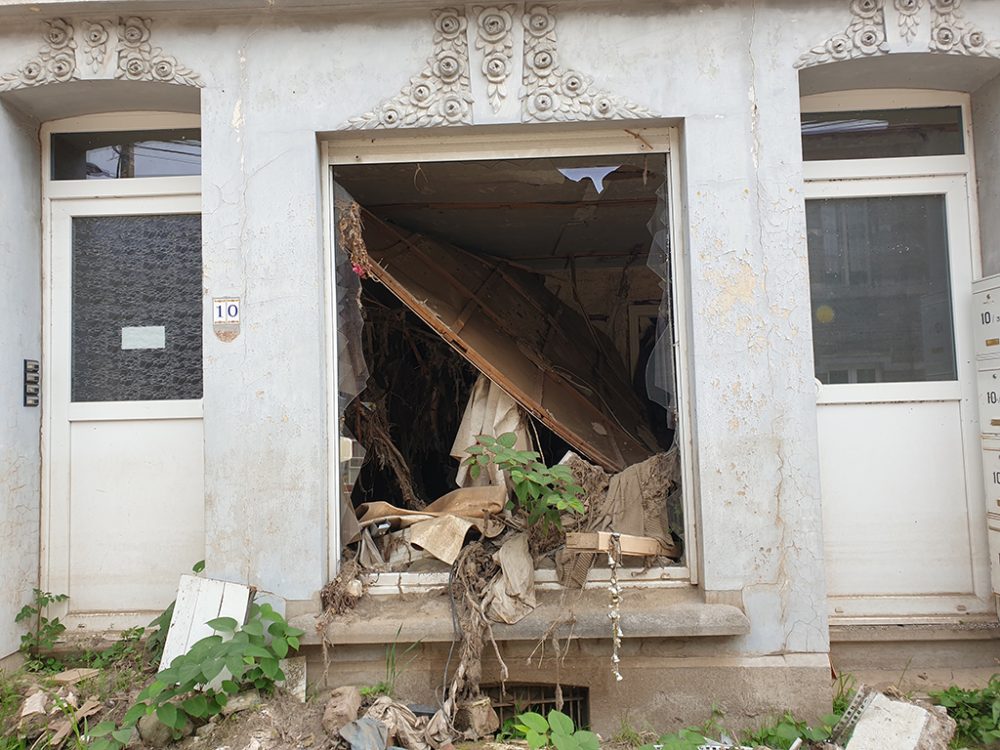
[775,723,801,741]
[547,710,574,736]
[243,644,272,659]
[287,635,301,651]
[207,617,238,632]
[551,733,578,750]
[260,657,280,680]
[518,712,549,735]
[221,679,240,695]
[199,657,225,683]
[182,694,209,719]
[88,721,116,737]
[285,625,304,638]
[470,464,481,480]
[271,636,289,659]
[156,702,181,730]
[526,730,547,750]
[112,728,134,744]
[123,704,148,727]
[192,560,206,573]
[498,432,518,448]
[574,731,600,750]
[178,662,204,685]
[137,680,168,702]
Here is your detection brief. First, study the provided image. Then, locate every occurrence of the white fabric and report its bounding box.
[451,374,531,487]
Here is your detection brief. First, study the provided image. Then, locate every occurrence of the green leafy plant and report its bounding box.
[465,433,584,529]
[638,728,708,750]
[931,675,1000,748]
[515,710,599,750]
[15,589,69,672]
[361,626,420,699]
[740,712,838,750]
[88,601,304,750]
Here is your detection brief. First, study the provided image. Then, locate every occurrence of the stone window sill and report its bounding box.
[297,587,749,646]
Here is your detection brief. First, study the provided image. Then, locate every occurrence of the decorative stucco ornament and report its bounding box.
[0,16,202,92]
[116,17,203,85]
[928,0,1000,57]
[0,19,78,91]
[342,3,658,128]
[343,7,475,129]
[520,4,654,122]
[794,0,890,68]
[474,4,516,113]
[894,0,923,43]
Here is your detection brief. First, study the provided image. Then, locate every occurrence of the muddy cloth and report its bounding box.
[451,373,531,487]
[365,697,452,750]
[483,533,536,624]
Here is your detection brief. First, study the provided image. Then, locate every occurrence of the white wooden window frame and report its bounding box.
[321,126,698,591]
[40,112,202,619]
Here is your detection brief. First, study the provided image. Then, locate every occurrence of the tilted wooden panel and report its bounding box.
[360,213,657,472]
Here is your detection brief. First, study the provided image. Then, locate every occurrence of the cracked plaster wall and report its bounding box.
[3,0,1000,656]
[0,101,41,658]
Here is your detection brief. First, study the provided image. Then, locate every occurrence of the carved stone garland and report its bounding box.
[342,4,657,128]
[929,0,1000,57]
[474,5,516,113]
[794,0,889,68]
[0,16,202,92]
[797,0,1000,68]
[343,7,475,129]
[0,19,78,90]
[520,4,654,122]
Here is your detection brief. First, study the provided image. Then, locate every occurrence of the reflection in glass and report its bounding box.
[801,107,964,161]
[52,130,201,180]
[807,195,955,384]
[72,214,203,402]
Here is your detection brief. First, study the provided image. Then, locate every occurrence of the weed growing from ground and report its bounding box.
[15,589,69,673]
[931,675,1000,748]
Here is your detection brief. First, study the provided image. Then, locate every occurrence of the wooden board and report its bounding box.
[159,575,252,671]
[565,531,666,557]
[360,213,658,472]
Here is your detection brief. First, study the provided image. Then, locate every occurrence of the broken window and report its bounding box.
[330,146,686,587]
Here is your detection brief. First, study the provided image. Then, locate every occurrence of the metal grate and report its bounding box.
[483,683,590,730]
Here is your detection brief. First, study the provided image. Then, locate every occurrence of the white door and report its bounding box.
[45,195,205,624]
[808,175,993,621]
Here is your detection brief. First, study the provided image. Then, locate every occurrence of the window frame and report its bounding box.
[321,125,699,590]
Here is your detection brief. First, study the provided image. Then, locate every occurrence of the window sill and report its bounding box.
[298,587,749,646]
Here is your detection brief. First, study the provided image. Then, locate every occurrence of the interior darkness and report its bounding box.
[336,152,675,511]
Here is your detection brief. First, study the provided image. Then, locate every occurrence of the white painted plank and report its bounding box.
[187,578,228,647]
[159,576,252,672]
[160,575,202,670]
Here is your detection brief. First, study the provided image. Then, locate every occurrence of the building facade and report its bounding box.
[1,0,999,732]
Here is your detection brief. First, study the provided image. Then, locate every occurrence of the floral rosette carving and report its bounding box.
[344,7,474,129]
[82,21,112,72]
[520,5,655,122]
[115,17,203,86]
[474,5,515,113]
[0,18,79,92]
[795,0,889,68]
[894,0,922,44]
[929,0,1000,57]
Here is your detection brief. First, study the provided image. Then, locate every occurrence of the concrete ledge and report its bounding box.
[297,588,749,645]
[830,619,1000,643]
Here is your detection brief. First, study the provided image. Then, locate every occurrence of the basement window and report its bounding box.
[329,133,689,588]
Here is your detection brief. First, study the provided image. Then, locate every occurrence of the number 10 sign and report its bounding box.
[213,298,240,324]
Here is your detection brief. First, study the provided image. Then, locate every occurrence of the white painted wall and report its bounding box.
[0,101,40,659]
